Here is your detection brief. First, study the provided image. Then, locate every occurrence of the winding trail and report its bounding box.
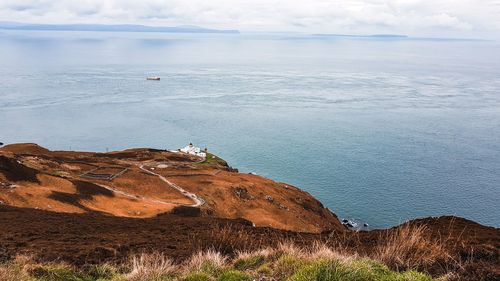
[139,164,205,207]
[96,182,177,206]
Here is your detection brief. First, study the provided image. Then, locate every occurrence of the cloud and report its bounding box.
[0,0,499,37]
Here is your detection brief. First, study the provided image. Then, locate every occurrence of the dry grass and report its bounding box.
[373,223,457,272]
[184,249,227,274]
[0,229,476,281]
[235,248,274,259]
[276,241,306,258]
[204,222,463,277]
[436,272,461,281]
[127,252,176,281]
[0,266,23,281]
[0,255,34,281]
[198,224,270,254]
[308,242,354,262]
[0,245,454,281]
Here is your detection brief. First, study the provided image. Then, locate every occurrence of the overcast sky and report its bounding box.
[1,0,499,38]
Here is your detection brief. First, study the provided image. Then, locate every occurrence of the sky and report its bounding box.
[1,0,499,38]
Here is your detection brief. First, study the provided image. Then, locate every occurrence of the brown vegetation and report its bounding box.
[0,205,498,280]
[0,143,342,232]
[0,143,498,280]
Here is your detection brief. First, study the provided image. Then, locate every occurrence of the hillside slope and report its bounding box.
[0,143,343,233]
[0,206,497,280]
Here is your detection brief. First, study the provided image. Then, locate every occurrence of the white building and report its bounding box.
[179,143,206,158]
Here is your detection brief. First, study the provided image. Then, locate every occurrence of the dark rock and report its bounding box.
[233,187,253,200]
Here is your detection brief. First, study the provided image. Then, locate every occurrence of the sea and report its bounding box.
[1,30,499,229]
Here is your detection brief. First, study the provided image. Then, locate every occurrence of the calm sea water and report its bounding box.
[1,30,499,229]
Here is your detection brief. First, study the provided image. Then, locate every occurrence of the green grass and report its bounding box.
[29,265,95,281]
[217,270,251,281]
[181,272,210,281]
[287,260,342,281]
[233,255,266,271]
[0,247,438,281]
[84,264,120,280]
[199,260,223,276]
[288,259,434,281]
[396,270,434,281]
[255,263,272,275]
[272,254,306,279]
[197,153,228,167]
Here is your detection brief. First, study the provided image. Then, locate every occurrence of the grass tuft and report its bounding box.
[127,252,175,281]
[185,249,227,276]
[397,270,435,281]
[272,254,306,279]
[217,269,251,281]
[0,244,444,281]
[374,223,454,271]
[85,264,120,280]
[28,264,94,281]
[233,253,266,271]
[0,263,27,281]
[181,272,211,281]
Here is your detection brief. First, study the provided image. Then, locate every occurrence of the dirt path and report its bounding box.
[77,164,205,208]
[139,164,205,207]
[96,182,180,206]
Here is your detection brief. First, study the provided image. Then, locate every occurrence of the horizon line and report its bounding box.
[0,21,494,41]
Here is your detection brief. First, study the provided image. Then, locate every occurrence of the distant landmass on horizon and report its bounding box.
[313,33,408,38]
[0,22,239,34]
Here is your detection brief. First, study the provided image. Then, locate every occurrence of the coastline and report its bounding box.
[0,142,498,231]
[0,143,498,280]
